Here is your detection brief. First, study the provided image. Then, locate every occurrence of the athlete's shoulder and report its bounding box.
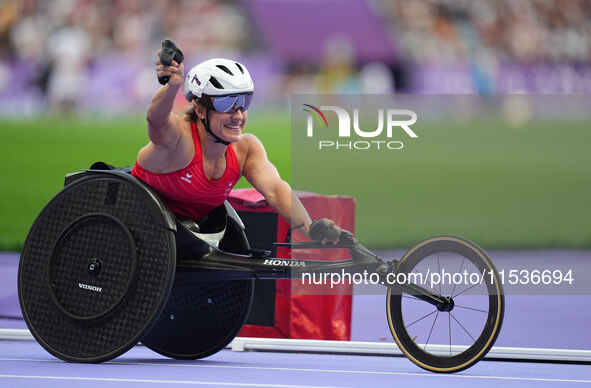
[241,133,264,147]
[235,134,267,171]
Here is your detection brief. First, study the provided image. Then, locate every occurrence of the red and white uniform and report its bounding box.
[132,122,240,221]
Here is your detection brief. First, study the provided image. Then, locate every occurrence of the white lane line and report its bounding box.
[1,358,590,384]
[0,375,343,388]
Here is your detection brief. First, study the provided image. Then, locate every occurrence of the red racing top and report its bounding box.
[131,121,241,221]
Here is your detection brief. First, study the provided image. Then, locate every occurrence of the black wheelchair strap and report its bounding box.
[89,161,132,174]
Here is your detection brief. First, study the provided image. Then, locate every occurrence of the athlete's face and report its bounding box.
[194,100,247,143]
[209,107,247,143]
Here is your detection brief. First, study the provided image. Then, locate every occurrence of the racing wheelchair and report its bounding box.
[18,166,504,373]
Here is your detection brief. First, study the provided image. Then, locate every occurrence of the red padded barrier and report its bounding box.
[230,189,354,340]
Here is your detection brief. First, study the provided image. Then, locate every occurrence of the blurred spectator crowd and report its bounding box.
[376,0,591,63]
[0,0,252,112]
[3,0,589,64]
[0,0,590,114]
[1,0,251,61]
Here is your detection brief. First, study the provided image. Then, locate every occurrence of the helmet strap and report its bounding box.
[202,108,230,146]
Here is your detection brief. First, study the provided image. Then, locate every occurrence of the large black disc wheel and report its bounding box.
[141,273,254,360]
[18,174,176,363]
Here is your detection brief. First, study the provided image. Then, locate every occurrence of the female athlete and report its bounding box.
[130,50,340,243]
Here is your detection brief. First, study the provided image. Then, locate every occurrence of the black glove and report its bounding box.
[158,39,184,85]
[309,218,342,243]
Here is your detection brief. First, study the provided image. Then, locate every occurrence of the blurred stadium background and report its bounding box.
[1,0,590,250]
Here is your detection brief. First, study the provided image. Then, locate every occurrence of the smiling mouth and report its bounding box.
[224,124,242,131]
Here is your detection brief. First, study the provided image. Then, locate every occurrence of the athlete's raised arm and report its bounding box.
[146,50,185,149]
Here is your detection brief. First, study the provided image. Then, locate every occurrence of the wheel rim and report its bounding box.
[387,236,504,373]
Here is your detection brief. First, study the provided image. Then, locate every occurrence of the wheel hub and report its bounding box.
[436,296,455,312]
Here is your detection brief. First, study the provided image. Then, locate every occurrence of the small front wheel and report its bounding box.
[387,235,504,373]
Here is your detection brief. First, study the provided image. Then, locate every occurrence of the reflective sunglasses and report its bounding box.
[211,93,253,113]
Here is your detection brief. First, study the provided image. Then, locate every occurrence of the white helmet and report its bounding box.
[184,58,254,102]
